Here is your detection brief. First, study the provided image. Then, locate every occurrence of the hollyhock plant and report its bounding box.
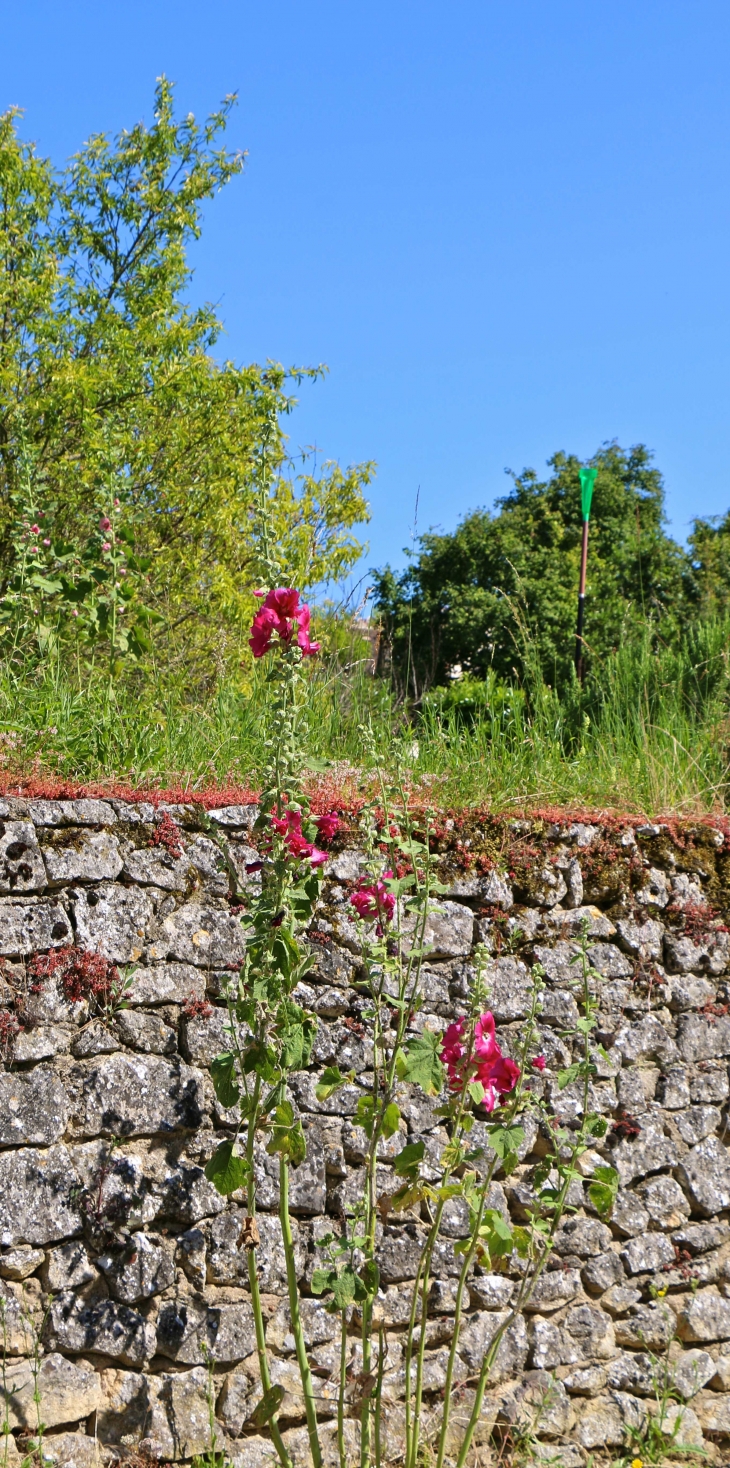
[350,872,396,927]
[270,809,327,867]
[314,812,339,842]
[249,588,320,659]
[531,1054,546,1071]
[440,1010,520,1110]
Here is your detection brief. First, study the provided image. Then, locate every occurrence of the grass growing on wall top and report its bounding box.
[0,615,728,817]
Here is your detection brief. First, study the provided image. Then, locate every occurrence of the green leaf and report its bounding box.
[247,1385,285,1428]
[382,1102,401,1139]
[588,1164,619,1219]
[266,1101,307,1166]
[354,1094,377,1139]
[401,1030,444,1096]
[557,1064,581,1090]
[488,1124,525,1159]
[204,1141,248,1197]
[393,1140,425,1178]
[210,1052,240,1110]
[315,1065,347,1102]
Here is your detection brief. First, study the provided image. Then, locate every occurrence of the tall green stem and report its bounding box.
[280,1157,323,1468]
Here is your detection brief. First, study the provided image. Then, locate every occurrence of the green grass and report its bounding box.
[0,617,728,813]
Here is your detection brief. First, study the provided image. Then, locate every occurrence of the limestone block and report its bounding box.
[614,1302,676,1350]
[399,900,474,959]
[14,1025,75,1061]
[155,1296,256,1365]
[113,1008,177,1056]
[70,1053,205,1139]
[123,846,192,892]
[34,1433,102,1468]
[42,829,123,885]
[0,1144,82,1246]
[1,1353,101,1430]
[691,1065,730,1103]
[73,883,154,964]
[484,956,533,1021]
[497,1370,575,1438]
[553,1217,613,1258]
[44,1241,97,1291]
[98,1232,175,1303]
[542,906,616,939]
[29,800,116,826]
[207,805,258,830]
[44,1284,155,1365]
[0,821,46,893]
[0,899,71,956]
[581,1251,626,1294]
[0,1244,44,1280]
[458,1310,528,1384]
[0,1067,69,1146]
[675,1103,723,1145]
[125,962,206,1006]
[635,1173,691,1228]
[522,1270,583,1313]
[677,1136,730,1216]
[587,942,632,978]
[677,1012,730,1063]
[150,902,246,968]
[619,1232,676,1275]
[666,931,730,977]
[616,917,665,960]
[674,1221,730,1255]
[677,1288,730,1344]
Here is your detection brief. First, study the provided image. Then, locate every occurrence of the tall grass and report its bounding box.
[0,618,728,813]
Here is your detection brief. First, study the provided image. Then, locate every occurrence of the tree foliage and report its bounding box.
[0,81,372,679]
[373,443,694,695]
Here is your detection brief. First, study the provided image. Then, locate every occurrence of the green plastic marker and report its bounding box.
[575,466,597,682]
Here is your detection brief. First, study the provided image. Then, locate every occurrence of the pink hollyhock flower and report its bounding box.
[315,812,339,842]
[42,538,50,546]
[248,588,320,658]
[440,1010,520,1102]
[474,1012,499,1060]
[31,523,40,534]
[270,809,326,867]
[101,542,111,551]
[441,1018,467,1068]
[263,587,301,618]
[249,607,278,657]
[531,1055,546,1071]
[99,516,112,532]
[350,872,396,924]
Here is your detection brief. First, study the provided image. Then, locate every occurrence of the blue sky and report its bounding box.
[2,1,730,578]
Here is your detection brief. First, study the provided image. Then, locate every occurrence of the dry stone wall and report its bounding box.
[2,798,730,1464]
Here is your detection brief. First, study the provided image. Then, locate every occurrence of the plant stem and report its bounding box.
[337,1310,348,1468]
[279,1156,323,1468]
[244,1077,292,1468]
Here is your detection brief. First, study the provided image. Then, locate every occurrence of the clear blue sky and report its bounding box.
[2,1,730,576]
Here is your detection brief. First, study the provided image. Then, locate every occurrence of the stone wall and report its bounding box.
[2,797,730,1465]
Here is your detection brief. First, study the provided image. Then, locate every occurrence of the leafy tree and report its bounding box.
[0,81,372,679]
[687,511,730,619]
[373,443,692,696]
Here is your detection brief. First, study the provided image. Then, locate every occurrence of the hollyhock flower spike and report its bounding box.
[315,813,339,842]
[99,516,112,532]
[248,588,320,658]
[350,872,396,925]
[441,1010,520,1105]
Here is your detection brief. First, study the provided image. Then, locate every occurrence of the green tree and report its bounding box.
[688,511,730,618]
[373,443,692,697]
[0,81,372,679]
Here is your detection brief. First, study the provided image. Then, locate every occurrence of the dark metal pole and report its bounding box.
[575,518,589,683]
